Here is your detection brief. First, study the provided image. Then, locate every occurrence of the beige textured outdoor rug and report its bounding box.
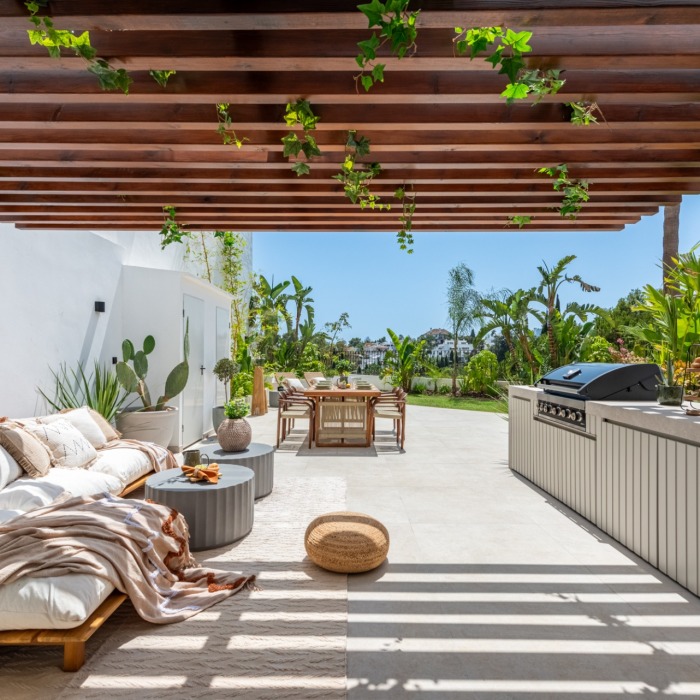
[1,475,348,700]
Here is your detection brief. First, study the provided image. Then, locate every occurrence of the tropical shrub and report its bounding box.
[231,370,253,397]
[411,382,427,395]
[464,350,499,395]
[579,336,612,363]
[382,327,425,391]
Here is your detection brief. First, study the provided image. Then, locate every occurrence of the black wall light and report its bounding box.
[94,301,106,313]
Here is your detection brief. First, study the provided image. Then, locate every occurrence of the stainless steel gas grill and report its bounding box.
[535,362,662,431]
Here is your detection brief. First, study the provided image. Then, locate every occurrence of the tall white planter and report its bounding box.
[116,406,178,448]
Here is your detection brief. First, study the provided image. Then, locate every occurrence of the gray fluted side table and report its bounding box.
[145,465,254,551]
[198,439,274,499]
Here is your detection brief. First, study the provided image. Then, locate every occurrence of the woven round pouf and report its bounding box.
[304,511,389,574]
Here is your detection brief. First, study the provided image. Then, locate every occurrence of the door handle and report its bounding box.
[200,365,206,376]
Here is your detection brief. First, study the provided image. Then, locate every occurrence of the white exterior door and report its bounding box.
[182,294,205,446]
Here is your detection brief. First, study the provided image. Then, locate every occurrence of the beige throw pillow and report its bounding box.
[0,422,53,478]
[86,408,121,442]
[43,406,107,449]
[25,419,98,469]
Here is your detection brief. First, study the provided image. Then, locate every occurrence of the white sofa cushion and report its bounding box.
[0,468,122,524]
[24,419,98,469]
[90,447,152,489]
[0,574,114,630]
[40,407,108,449]
[0,445,22,490]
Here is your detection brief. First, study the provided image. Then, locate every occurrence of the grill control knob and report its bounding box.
[557,407,566,417]
[575,412,583,422]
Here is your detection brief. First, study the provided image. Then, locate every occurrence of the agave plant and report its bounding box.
[39,360,130,422]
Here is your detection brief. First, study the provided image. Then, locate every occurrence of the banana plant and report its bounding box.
[116,321,189,411]
[382,327,425,392]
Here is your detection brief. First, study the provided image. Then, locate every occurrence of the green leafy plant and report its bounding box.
[382,327,425,392]
[115,327,190,412]
[334,358,353,377]
[282,99,322,175]
[216,103,249,149]
[411,381,427,395]
[223,397,250,420]
[25,1,132,93]
[231,370,254,398]
[159,206,189,248]
[333,131,387,210]
[506,215,532,228]
[149,69,176,88]
[537,164,590,219]
[395,186,416,253]
[355,0,420,92]
[39,361,130,422]
[212,358,240,404]
[454,26,564,105]
[463,350,500,396]
[568,100,605,127]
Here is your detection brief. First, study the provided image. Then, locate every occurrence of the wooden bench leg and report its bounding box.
[63,641,86,672]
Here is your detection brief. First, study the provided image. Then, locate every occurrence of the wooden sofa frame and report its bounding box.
[0,472,152,671]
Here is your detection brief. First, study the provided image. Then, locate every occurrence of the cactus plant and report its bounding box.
[116,323,189,411]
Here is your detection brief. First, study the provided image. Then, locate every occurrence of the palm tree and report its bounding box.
[446,263,479,394]
[288,276,314,342]
[534,255,600,367]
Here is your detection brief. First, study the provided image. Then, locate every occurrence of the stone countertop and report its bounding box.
[509,384,700,445]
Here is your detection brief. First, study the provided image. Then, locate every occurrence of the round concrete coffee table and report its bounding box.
[198,439,274,499]
[145,465,254,551]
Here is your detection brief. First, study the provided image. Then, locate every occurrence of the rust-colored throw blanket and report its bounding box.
[0,493,256,624]
[99,438,178,472]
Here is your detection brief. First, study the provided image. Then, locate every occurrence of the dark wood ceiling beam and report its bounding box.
[1,3,698,29]
[2,103,700,129]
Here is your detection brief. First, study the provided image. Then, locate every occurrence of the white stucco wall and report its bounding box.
[0,225,252,421]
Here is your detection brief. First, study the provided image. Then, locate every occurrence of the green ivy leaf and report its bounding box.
[281,133,302,158]
[361,75,374,92]
[501,82,530,101]
[371,63,385,83]
[149,69,176,88]
[357,0,386,28]
[291,161,311,176]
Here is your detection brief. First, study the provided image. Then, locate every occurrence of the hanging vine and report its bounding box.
[537,164,590,219]
[149,70,176,88]
[506,215,533,229]
[355,0,420,92]
[453,26,564,105]
[567,100,606,126]
[159,206,190,248]
[281,99,322,175]
[394,185,416,253]
[216,103,249,148]
[332,131,388,210]
[24,1,132,93]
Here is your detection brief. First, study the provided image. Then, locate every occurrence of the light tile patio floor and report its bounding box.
[253,404,700,698]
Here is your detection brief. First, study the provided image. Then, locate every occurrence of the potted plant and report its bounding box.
[334,358,353,387]
[115,327,189,446]
[217,397,252,452]
[212,357,239,431]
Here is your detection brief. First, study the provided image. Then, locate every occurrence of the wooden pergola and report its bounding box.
[0,1,698,233]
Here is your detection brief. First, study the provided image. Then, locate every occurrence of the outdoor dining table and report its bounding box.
[303,385,381,447]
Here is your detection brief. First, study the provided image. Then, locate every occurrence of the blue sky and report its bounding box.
[253,195,700,341]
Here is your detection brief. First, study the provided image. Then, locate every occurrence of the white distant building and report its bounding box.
[359,342,391,368]
[429,339,473,361]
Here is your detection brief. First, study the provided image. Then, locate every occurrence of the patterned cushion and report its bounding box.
[0,422,53,478]
[42,406,108,449]
[24,419,98,469]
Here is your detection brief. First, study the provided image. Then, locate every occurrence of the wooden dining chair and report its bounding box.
[276,388,315,448]
[371,388,406,449]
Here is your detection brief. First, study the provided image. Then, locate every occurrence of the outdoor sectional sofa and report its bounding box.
[0,406,172,670]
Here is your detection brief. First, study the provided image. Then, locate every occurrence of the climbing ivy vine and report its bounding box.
[506,215,532,229]
[216,103,248,148]
[355,0,419,92]
[333,131,388,210]
[395,185,416,253]
[281,99,322,175]
[537,164,590,219]
[24,1,132,93]
[453,26,564,104]
[149,70,176,88]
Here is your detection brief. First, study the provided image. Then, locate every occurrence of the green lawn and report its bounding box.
[406,394,507,413]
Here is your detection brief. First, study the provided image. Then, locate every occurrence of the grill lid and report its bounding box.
[536,362,662,400]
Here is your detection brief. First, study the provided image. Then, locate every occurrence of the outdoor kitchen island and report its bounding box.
[510,384,700,597]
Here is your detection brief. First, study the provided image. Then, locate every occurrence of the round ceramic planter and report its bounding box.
[217,417,252,452]
[116,406,178,447]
